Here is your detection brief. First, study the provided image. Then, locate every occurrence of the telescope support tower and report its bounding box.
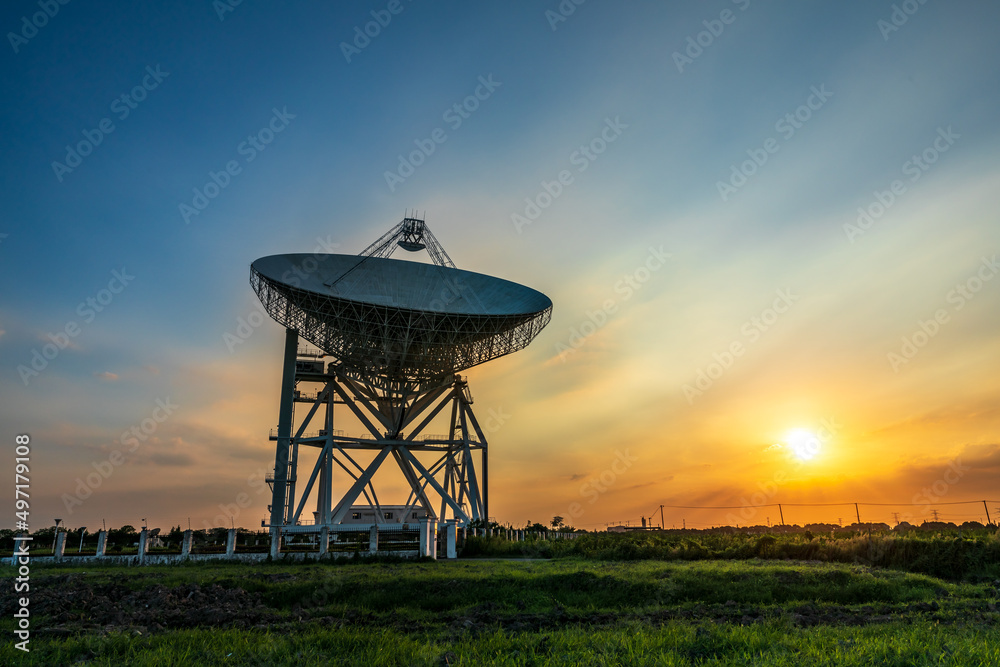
[266,331,488,537]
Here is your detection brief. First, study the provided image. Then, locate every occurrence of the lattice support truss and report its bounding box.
[359,216,456,268]
[268,362,488,529]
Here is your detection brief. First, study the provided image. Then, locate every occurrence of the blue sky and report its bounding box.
[2,1,999,530]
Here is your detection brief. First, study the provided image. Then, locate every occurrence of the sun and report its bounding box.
[785,428,821,461]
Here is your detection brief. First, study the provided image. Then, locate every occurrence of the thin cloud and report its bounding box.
[36,330,81,350]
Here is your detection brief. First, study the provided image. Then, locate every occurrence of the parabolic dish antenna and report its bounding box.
[250,253,552,382]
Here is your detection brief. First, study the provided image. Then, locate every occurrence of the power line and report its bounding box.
[649,499,1000,513]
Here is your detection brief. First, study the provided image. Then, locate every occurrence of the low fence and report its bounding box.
[7,520,464,566]
[468,527,582,541]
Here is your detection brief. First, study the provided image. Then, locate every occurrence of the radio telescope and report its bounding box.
[251,216,551,544]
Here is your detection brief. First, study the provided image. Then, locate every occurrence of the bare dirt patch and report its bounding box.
[1,573,278,635]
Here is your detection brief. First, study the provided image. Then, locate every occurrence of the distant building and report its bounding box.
[314,506,430,526]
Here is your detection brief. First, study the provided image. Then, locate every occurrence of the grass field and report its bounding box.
[464,529,1000,582]
[3,556,1000,666]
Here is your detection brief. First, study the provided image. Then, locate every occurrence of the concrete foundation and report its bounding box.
[95,530,107,556]
[226,528,237,557]
[446,521,457,559]
[318,526,329,556]
[270,527,281,558]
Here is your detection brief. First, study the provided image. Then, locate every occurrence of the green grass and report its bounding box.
[5,623,1000,666]
[464,530,1000,581]
[2,558,998,665]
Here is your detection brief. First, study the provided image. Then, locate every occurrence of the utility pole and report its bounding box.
[931,509,940,522]
[659,505,665,529]
[891,512,900,525]
[983,501,992,526]
[778,504,785,526]
[854,503,861,527]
